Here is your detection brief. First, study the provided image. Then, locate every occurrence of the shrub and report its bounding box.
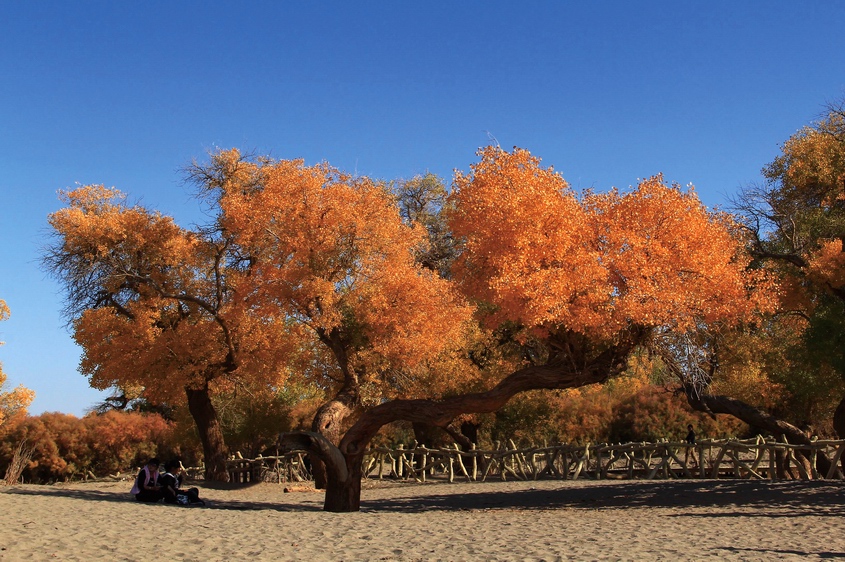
[0,410,175,483]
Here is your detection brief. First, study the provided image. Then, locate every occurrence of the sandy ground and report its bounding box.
[1,477,844,561]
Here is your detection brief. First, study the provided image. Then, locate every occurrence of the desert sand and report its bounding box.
[1,477,843,561]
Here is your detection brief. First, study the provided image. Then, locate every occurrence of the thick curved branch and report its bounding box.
[339,342,633,457]
[686,392,833,477]
[279,431,349,483]
[749,249,808,269]
[689,393,808,442]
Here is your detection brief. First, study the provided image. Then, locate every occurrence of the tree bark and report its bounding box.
[833,396,845,476]
[414,422,453,447]
[444,421,477,451]
[280,431,360,512]
[323,459,362,512]
[458,420,480,449]
[309,327,362,489]
[310,384,358,489]
[186,385,230,482]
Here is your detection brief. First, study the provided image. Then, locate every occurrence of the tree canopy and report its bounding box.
[449,147,772,337]
[44,185,301,478]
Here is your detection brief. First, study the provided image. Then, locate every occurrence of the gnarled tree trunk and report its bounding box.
[457,420,480,450]
[309,328,362,489]
[832,396,845,475]
[310,383,358,489]
[280,431,361,512]
[285,342,636,511]
[186,385,230,482]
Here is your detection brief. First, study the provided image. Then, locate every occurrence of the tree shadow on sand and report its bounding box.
[4,479,844,516]
[359,480,845,516]
[2,484,324,512]
[717,546,845,559]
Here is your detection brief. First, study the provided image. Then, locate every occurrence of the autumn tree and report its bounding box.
[732,99,845,437]
[45,151,476,487]
[280,146,773,511]
[44,187,299,480]
[0,300,34,428]
[188,151,475,487]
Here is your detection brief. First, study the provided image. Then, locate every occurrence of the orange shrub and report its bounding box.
[483,381,747,447]
[82,410,174,475]
[0,410,176,483]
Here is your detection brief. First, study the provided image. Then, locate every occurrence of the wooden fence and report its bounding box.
[224,437,845,484]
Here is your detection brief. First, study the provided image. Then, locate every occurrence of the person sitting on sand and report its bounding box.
[160,459,204,506]
[130,457,163,502]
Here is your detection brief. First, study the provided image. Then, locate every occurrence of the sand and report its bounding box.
[1,477,844,561]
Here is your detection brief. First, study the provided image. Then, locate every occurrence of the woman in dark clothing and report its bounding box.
[160,459,203,506]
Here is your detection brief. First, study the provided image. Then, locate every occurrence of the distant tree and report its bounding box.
[732,99,845,437]
[0,300,34,428]
[0,410,173,482]
[43,186,300,480]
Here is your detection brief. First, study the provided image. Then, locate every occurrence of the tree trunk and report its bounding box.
[310,386,358,489]
[279,431,361,512]
[459,420,480,450]
[440,422,476,451]
[686,392,832,478]
[412,421,448,448]
[279,337,638,511]
[186,385,230,482]
[310,328,362,489]
[325,456,363,512]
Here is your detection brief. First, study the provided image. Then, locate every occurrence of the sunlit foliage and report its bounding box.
[0,300,34,427]
[449,147,773,339]
[0,411,174,483]
[735,100,845,434]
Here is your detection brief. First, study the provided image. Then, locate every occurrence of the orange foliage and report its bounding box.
[212,150,474,397]
[449,147,605,332]
[449,147,774,338]
[709,329,789,410]
[48,186,301,405]
[589,177,773,331]
[774,121,845,209]
[809,238,845,292]
[0,411,174,482]
[760,111,845,308]
[0,300,34,427]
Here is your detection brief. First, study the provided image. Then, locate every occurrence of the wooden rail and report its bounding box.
[222,437,845,484]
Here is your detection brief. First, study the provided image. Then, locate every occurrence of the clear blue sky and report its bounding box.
[1,1,844,417]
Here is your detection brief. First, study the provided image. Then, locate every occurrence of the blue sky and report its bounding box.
[1,1,845,417]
